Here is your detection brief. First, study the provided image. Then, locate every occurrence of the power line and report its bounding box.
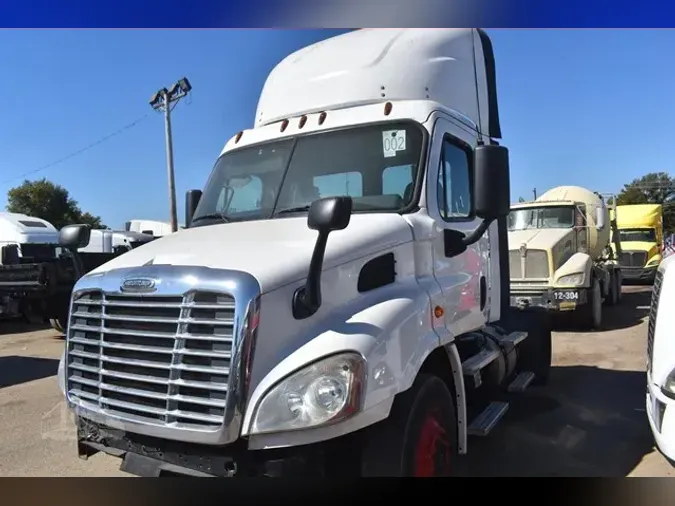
[1,113,151,187]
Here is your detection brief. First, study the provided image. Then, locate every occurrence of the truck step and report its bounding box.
[467,401,510,436]
[507,371,535,393]
[461,349,500,376]
[501,331,528,345]
[483,328,527,347]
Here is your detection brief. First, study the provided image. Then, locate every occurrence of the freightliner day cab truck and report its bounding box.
[507,186,623,330]
[57,29,553,477]
[612,204,664,284]
[0,212,154,329]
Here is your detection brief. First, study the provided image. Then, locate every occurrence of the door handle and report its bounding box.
[479,276,487,310]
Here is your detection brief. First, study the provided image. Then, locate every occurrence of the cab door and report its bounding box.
[426,115,495,341]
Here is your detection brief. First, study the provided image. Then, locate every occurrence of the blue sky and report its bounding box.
[0,29,673,228]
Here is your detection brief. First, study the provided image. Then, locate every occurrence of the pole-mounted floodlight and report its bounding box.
[149,78,192,232]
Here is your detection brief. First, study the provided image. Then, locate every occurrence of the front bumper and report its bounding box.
[646,377,675,465]
[76,417,336,477]
[621,265,657,282]
[510,286,588,312]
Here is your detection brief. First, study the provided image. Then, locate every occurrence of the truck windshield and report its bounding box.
[508,206,576,231]
[191,121,424,225]
[617,228,656,242]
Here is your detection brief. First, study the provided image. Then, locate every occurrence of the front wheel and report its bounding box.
[577,278,602,330]
[360,374,460,476]
[49,317,66,335]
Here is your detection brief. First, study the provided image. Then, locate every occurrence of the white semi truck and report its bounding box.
[0,212,153,328]
[646,254,675,464]
[57,29,552,477]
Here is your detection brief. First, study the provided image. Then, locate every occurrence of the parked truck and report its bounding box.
[57,28,553,477]
[0,212,154,330]
[612,204,663,284]
[508,186,623,329]
[646,251,675,464]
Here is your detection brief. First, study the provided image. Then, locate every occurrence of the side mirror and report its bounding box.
[595,205,606,231]
[293,196,353,319]
[59,224,91,251]
[474,144,511,220]
[185,189,203,228]
[443,144,510,258]
[307,196,352,233]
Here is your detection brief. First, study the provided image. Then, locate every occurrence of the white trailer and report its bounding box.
[57,29,552,477]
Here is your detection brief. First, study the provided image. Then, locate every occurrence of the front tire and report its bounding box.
[578,277,602,330]
[360,374,460,477]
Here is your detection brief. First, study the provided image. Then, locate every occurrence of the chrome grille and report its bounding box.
[619,251,648,268]
[647,270,663,372]
[65,290,235,429]
[509,249,550,279]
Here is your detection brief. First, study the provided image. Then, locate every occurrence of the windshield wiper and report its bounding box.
[191,213,230,223]
[275,205,311,216]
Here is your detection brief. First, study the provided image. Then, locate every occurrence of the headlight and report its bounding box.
[647,258,660,267]
[250,352,365,435]
[663,369,675,398]
[557,273,584,286]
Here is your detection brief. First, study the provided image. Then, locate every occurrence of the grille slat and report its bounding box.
[619,251,648,268]
[66,289,235,429]
[509,249,550,280]
[647,270,662,372]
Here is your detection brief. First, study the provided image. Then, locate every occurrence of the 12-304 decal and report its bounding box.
[553,291,579,301]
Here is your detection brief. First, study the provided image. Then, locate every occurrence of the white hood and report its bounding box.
[508,228,573,251]
[89,214,414,293]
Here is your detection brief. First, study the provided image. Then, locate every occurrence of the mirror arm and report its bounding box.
[444,218,493,258]
[463,218,493,246]
[293,231,329,319]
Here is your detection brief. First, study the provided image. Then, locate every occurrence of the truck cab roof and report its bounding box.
[222,29,501,156]
[510,200,579,210]
[0,212,58,244]
[255,29,500,136]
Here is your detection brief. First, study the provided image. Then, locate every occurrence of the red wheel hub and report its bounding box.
[413,409,452,477]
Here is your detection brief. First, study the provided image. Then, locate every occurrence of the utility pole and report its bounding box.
[533,188,537,200]
[149,77,192,233]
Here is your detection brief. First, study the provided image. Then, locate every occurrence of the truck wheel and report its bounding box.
[615,271,623,302]
[578,278,602,330]
[606,272,620,306]
[50,318,66,335]
[513,310,552,386]
[360,374,460,477]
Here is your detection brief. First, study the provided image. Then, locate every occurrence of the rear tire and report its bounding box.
[360,374,460,477]
[605,271,620,306]
[615,271,623,302]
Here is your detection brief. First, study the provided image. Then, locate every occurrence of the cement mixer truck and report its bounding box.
[507,186,623,329]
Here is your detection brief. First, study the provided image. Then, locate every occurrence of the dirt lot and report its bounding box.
[0,285,669,477]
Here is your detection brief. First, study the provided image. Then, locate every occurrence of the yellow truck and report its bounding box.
[612,204,663,283]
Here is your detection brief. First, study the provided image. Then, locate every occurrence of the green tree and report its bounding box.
[518,196,525,203]
[616,172,675,235]
[6,178,106,229]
